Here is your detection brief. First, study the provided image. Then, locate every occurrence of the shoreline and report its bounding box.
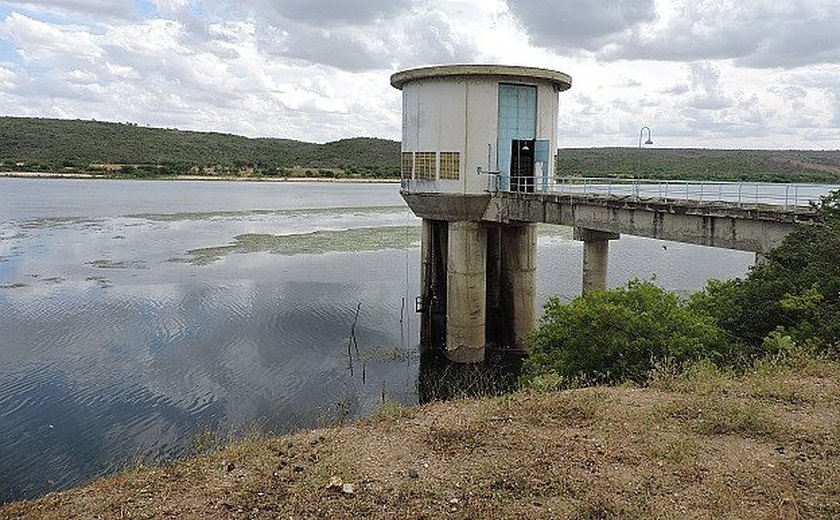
[0,171,401,184]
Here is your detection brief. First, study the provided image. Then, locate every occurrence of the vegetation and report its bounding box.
[3,117,840,181]
[0,117,399,179]
[523,281,727,387]
[690,190,840,356]
[524,190,840,389]
[556,147,840,183]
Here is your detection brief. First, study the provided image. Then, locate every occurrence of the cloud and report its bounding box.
[601,0,840,69]
[505,0,656,51]
[253,3,481,72]
[2,0,137,19]
[262,0,413,25]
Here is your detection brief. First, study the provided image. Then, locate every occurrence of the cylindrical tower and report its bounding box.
[391,64,571,194]
[391,64,572,363]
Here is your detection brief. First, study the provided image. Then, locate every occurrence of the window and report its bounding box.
[439,152,460,180]
[401,152,414,179]
[414,152,437,180]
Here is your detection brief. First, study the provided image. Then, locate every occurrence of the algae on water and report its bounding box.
[181,225,421,265]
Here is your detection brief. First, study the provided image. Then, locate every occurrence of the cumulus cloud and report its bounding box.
[505,0,656,51]
[262,0,413,25]
[3,0,136,19]
[601,0,840,69]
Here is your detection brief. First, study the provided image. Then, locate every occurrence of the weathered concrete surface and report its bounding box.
[403,193,491,223]
[406,192,815,253]
[575,228,620,295]
[446,221,487,363]
[500,224,537,348]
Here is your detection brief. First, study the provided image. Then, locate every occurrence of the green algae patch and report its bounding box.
[87,259,148,270]
[181,225,421,265]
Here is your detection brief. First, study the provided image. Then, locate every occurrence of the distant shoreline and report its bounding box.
[0,171,401,184]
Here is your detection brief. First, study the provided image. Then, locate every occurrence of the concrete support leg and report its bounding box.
[446,221,487,363]
[500,224,537,349]
[575,228,619,296]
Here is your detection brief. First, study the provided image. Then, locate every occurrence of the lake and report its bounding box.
[0,178,755,502]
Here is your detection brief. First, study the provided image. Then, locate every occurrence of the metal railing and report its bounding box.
[503,176,840,210]
[400,175,839,210]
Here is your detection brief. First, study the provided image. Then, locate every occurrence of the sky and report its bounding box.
[0,0,838,149]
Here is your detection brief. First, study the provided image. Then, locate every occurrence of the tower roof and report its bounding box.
[390,64,572,91]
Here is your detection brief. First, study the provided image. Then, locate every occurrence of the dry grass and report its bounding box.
[2,357,838,519]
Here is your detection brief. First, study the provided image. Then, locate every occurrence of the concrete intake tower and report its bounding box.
[391,65,573,363]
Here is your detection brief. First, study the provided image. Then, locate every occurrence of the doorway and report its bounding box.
[510,139,535,192]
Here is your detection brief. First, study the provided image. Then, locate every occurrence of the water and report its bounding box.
[0,178,755,502]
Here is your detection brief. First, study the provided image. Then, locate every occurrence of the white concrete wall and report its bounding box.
[401,76,560,195]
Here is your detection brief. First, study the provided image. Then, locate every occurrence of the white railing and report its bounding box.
[504,176,840,210]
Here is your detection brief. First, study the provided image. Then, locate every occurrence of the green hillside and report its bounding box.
[2,116,839,182]
[557,147,840,183]
[0,117,400,178]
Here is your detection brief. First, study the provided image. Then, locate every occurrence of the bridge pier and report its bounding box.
[575,228,620,295]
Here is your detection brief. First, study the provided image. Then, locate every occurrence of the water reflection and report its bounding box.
[0,178,757,504]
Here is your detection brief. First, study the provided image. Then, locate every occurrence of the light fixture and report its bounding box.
[639,126,653,148]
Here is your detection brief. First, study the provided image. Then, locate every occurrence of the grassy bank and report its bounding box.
[3,355,837,519]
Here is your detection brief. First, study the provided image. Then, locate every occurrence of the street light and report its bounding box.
[639,126,653,149]
[637,126,653,179]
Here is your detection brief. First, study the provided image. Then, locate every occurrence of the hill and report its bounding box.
[557,147,840,183]
[2,117,840,182]
[0,117,400,178]
[2,357,837,518]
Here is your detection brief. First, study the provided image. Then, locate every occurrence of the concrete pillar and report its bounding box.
[446,221,487,363]
[500,224,537,349]
[575,228,619,296]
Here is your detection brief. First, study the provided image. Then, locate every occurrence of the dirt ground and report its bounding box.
[2,357,838,519]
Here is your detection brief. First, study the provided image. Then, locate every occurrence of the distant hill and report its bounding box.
[0,117,400,178]
[557,147,840,183]
[1,116,839,182]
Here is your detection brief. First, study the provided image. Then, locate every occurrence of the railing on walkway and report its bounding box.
[502,176,840,210]
[400,175,840,210]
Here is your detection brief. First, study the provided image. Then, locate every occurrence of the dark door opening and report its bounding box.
[510,139,535,193]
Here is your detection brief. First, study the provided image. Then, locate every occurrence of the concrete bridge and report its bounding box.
[402,178,830,363]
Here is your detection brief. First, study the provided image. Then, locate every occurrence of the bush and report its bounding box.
[690,190,840,357]
[522,281,727,387]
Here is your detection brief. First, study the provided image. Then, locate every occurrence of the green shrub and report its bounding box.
[690,190,840,357]
[522,281,727,387]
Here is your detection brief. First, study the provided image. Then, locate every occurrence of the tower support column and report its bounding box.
[575,228,619,295]
[446,221,487,363]
[500,224,537,349]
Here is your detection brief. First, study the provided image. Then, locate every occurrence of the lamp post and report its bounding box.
[639,126,653,149]
[637,126,653,179]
